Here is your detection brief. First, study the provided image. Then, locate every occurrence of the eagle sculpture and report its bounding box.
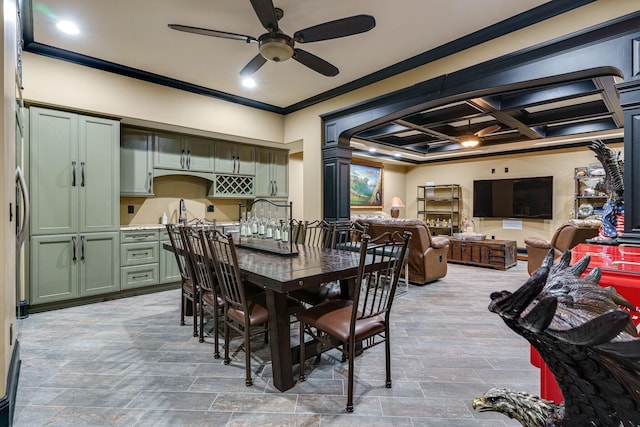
[588,140,624,240]
[473,250,640,426]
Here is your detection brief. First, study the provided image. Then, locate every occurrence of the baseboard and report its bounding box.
[0,341,21,427]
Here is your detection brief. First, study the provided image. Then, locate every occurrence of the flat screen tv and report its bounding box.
[473,176,553,219]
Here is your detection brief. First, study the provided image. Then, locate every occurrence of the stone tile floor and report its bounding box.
[14,262,538,426]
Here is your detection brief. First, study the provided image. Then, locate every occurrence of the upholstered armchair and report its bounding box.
[354,217,449,285]
[524,219,601,274]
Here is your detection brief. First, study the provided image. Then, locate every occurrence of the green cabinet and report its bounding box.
[30,107,120,235]
[154,132,213,172]
[30,232,120,305]
[120,228,179,289]
[121,128,153,196]
[160,229,181,284]
[255,148,288,198]
[29,107,121,306]
[214,140,255,175]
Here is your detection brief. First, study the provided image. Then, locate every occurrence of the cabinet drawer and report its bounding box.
[121,264,159,289]
[121,242,159,266]
[159,229,170,241]
[121,229,159,243]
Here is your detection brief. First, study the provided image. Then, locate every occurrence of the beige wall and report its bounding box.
[405,144,623,247]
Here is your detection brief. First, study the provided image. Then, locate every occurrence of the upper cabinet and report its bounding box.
[154,132,213,173]
[255,148,288,198]
[121,128,154,196]
[214,140,255,175]
[30,107,120,235]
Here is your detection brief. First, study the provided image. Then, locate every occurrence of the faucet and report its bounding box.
[179,199,187,224]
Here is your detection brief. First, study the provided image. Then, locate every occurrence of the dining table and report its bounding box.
[165,237,363,391]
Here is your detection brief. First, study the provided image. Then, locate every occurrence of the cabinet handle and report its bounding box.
[80,161,85,187]
[187,151,191,169]
[132,274,149,280]
[148,172,153,194]
[71,161,77,187]
[235,156,239,174]
[72,235,77,261]
[80,235,86,261]
[180,150,185,169]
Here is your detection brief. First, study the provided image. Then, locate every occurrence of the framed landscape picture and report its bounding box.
[350,162,383,208]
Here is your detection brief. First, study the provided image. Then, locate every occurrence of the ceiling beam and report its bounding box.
[394,119,459,143]
[466,98,545,139]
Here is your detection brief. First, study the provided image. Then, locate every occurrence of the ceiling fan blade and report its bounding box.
[240,54,268,76]
[250,0,279,32]
[293,49,339,77]
[475,124,502,137]
[293,15,375,43]
[168,24,257,43]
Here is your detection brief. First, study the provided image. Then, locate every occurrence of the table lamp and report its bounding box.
[389,196,405,218]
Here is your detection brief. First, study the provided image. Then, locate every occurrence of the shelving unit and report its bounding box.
[417,184,461,235]
[574,167,608,218]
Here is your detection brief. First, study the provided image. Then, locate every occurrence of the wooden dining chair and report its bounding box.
[205,230,271,386]
[179,225,225,358]
[297,230,411,412]
[301,220,332,248]
[166,223,199,337]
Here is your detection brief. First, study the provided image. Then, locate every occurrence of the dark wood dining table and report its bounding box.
[165,238,363,391]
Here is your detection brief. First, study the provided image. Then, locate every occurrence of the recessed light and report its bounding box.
[56,20,79,35]
[368,148,377,153]
[394,153,402,158]
[242,77,256,88]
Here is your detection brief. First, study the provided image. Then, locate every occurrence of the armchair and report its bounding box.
[524,219,601,274]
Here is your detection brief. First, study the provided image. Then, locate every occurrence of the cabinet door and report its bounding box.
[271,149,288,198]
[159,240,181,284]
[30,107,78,235]
[185,136,213,172]
[214,140,237,173]
[237,144,255,175]
[255,148,272,197]
[121,128,153,196]
[30,234,78,304]
[78,116,120,233]
[154,132,185,169]
[79,232,120,296]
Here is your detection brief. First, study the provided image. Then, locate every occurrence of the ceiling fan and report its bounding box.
[168,0,375,77]
[459,123,502,148]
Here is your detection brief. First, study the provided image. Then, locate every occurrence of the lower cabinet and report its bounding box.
[30,232,120,305]
[120,228,180,289]
[160,229,181,284]
[448,238,517,270]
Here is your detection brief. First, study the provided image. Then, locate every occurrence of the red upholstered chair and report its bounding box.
[297,231,411,412]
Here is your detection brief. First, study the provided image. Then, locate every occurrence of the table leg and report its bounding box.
[265,289,294,392]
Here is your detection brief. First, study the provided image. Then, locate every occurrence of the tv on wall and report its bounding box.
[473,176,553,219]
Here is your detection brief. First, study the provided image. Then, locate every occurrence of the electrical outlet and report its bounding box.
[207,205,214,212]
[127,205,134,214]
[491,168,495,174]
[504,167,509,173]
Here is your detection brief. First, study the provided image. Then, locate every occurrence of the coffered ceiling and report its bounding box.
[24,0,624,163]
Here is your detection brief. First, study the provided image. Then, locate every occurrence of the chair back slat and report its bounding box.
[302,220,332,248]
[205,230,247,312]
[179,226,215,293]
[166,223,190,282]
[353,231,411,324]
[330,221,368,251]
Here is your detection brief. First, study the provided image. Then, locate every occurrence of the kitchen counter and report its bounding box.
[120,221,239,231]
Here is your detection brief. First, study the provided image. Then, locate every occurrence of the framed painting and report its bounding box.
[350,162,383,208]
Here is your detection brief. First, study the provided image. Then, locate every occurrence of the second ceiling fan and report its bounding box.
[169,0,375,77]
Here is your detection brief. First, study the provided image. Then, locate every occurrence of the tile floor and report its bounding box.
[14,262,539,426]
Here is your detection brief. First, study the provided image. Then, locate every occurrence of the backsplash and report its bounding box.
[120,175,247,225]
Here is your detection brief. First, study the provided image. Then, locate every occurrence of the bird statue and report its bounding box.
[587,140,624,240]
[473,249,640,426]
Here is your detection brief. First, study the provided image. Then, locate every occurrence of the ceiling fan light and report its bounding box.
[259,36,294,62]
[460,137,479,148]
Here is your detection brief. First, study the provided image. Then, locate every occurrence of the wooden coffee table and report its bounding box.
[447,237,517,270]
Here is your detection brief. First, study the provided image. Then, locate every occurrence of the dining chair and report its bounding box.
[301,220,333,248]
[179,225,225,358]
[297,230,411,412]
[166,223,199,337]
[205,230,272,386]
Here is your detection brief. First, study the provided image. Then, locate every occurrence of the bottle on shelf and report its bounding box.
[463,217,476,235]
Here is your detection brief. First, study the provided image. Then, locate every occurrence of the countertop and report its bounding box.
[120,221,239,231]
